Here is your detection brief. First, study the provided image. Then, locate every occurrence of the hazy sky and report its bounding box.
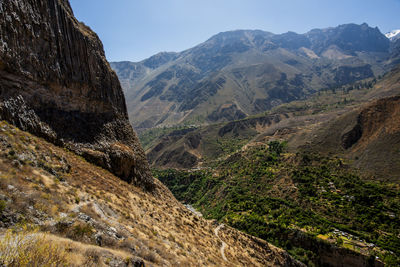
[69,0,400,62]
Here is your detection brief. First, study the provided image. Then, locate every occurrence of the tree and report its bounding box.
[268,141,286,156]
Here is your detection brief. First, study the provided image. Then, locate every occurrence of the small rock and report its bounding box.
[17,153,30,162]
[95,232,103,246]
[24,176,33,182]
[31,217,45,226]
[109,258,123,267]
[7,185,15,190]
[78,213,91,222]
[47,219,57,227]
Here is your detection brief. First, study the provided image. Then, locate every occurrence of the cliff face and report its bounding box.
[0,0,153,189]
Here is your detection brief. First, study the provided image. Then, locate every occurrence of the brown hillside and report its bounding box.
[0,121,302,266]
[143,65,400,182]
[306,95,400,181]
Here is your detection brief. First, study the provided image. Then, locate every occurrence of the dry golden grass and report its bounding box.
[0,226,69,266]
[0,121,301,266]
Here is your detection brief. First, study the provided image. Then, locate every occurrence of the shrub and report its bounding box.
[0,228,69,266]
[72,224,93,238]
[268,141,286,156]
[0,200,6,213]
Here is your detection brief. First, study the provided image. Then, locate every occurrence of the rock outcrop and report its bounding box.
[0,0,153,189]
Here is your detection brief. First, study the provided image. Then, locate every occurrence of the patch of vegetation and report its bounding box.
[201,134,252,162]
[0,200,6,213]
[0,226,70,266]
[155,141,400,265]
[72,223,94,239]
[139,125,197,150]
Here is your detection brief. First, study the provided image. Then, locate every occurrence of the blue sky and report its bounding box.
[69,0,400,62]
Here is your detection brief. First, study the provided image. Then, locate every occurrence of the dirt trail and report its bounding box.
[214,224,228,262]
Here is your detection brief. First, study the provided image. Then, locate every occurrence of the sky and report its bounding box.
[69,0,400,62]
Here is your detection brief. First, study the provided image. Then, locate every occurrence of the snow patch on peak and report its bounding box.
[385,29,400,41]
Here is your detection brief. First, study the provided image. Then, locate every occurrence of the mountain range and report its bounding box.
[111,23,399,131]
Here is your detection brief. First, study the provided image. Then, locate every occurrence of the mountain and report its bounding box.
[386,29,400,41]
[111,23,395,131]
[143,64,400,178]
[0,0,152,189]
[150,65,400,265]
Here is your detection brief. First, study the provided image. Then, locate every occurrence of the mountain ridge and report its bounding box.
[111,23,396,131]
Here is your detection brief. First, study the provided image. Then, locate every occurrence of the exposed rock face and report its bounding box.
[0,0,153,189]
[339,96,400,151]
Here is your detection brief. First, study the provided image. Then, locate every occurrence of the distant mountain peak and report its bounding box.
[385,29,400,41]
[112,23,395,130]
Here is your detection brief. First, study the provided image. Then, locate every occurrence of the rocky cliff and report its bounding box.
[0,0,153,189]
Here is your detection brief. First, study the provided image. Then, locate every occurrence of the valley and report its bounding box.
[0,0,304,265]
[0,0,399,266]
[113,24,400,266]
[154,144,399,265]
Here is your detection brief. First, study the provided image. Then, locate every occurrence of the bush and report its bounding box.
[0,200,6,213]
[268,141,286,156]
[72,224,94,238]
[0,227,69,266]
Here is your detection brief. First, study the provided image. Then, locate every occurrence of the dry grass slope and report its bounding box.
[0,121,301,266]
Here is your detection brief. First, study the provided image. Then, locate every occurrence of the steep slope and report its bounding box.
[279,64,400,181]
[0,121,302,266]
[0,0,152,189]
[141,75,378,169]
[304,98,400,181]
[111,23,394,130]
[389,38,400,66]
[0,1,307,266]
[143,63,400,179]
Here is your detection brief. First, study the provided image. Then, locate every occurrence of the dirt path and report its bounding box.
[214,224,228,262]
